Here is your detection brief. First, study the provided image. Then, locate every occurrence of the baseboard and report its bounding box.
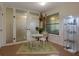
[5,40,27,46]
[48,40,63,47]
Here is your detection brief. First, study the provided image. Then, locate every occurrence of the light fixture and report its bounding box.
[39,2,47,6]
[51,17,55,20]
[68,15,73,18]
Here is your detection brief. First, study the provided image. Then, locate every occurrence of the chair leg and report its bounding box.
[27,42,30,48]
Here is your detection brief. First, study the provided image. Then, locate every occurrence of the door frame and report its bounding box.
[0,3,6,47]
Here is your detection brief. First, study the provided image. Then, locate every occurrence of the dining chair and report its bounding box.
[39,32,48,47]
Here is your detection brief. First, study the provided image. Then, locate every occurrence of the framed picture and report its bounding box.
[46,13,59,35]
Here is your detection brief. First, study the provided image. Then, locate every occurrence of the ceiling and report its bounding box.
[2,2,79,12]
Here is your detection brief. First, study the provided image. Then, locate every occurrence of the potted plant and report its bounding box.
[36,27,44,34]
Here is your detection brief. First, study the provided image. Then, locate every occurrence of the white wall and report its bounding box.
[46,5,79,51]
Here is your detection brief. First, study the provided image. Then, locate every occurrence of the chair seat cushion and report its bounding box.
[40,38,46,41]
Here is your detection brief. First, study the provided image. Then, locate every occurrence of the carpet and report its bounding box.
[16,41,59,55]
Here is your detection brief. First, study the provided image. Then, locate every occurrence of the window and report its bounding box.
[46,13,59,35]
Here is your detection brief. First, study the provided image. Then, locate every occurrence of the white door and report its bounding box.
[26,11,39,41]
[0,6,3,47]
[29,15,39,34]
[16,9,27,42]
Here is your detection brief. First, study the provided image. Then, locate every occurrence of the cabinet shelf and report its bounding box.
[64,39,75,43]
[67,23,76,25]
[64,23,76,25]
[67,31,76,34]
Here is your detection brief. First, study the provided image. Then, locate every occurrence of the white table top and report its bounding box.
[32,34,43,38]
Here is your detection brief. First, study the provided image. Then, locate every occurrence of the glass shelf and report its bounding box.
[64,39,75,43]
[67,31,76,34]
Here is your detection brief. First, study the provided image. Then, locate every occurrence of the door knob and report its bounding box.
[0,29,2,31]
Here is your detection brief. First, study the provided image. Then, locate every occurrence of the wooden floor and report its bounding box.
[0,42,79,56]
